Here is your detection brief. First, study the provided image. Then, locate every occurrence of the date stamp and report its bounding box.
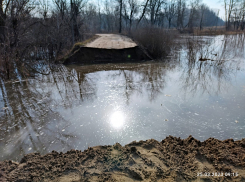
[197,172,239,177]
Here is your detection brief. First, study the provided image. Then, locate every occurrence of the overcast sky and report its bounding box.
[202,0,225,19]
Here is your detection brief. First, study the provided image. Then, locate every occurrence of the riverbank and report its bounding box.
[1,136,245,182]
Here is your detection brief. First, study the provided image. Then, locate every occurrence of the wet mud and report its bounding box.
[1,136,245,182]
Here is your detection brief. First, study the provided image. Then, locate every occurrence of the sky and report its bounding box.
[202,0,225,19]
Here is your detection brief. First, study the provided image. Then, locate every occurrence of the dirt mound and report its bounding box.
[1,136,245,182]
[62,46,150,65]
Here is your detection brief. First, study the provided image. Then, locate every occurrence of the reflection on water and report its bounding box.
[0,35,245,161]
[181,35,244,95]
[110,111,125,129]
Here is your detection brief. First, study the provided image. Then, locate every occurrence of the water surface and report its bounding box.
[0,35,245,161]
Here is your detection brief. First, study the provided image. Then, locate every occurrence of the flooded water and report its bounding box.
[1,35,245,161]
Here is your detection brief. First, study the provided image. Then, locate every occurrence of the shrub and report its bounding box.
[129,27,178,59]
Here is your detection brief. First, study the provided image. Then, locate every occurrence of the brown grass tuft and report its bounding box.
[58,34,99,63]
[70,35,100,54]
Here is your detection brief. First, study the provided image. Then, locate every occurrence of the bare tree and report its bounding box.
[0,0,9,42]
[104,0,117,32]
[240,0,245,30]
[199,4,206,30]
[176,0,186,30]
[187,0,200,32]
[0,0,37,78]
[123,0,139,32]
[137,0,149,27]
[149,0,165,26]
[83,3,100,33]
[224,0,237,30]
[118,0,122,33]
[53,0,86,44]
[165,0,176,28]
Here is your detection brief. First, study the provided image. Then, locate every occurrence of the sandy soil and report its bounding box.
[85,34,137,49]
[1,136,245,182]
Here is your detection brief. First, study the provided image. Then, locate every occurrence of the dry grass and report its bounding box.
[129,28,178,59]
[70,35,100,54]
[193,26,245,36]
[58,34,99,62]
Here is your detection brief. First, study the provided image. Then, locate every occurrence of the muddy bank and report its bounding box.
[1,136,245,182]
[63,46,151,65]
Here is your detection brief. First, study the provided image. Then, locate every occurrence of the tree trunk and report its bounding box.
[0,0,5,43]
[199,10,204,30]
[70,0,75,44]
[129,18,132,33]
[137,0,149,27]
[241,14,245,30]
[224,1,227,30]
[119,0,122,33]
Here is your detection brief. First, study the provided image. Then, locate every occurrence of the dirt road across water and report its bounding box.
[1,136,245,182]
[62,34,149,64]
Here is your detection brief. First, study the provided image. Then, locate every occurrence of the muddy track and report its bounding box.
[1,135,245,182]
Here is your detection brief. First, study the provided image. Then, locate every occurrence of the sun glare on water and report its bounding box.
[110,111,125,129]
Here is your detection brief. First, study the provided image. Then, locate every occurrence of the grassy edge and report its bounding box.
[58,35,100,63]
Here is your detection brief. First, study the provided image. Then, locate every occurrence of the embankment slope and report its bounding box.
[1,136,245,182]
